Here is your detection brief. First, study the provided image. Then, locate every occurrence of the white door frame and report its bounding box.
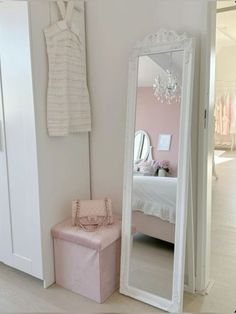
[196,0,230,293]
[0,59,13,267]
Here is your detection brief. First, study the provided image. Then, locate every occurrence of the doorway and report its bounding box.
[212,0,236,304]
[197,1,236,311]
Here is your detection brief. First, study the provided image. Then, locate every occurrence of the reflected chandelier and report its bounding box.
[153,54,181,104]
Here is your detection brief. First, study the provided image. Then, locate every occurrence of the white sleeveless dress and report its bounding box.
[44,1,91,136]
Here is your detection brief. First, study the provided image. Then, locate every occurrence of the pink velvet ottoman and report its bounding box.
[51,217,121,303]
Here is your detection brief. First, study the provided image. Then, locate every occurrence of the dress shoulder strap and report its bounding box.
[57,1,74,23]
[65,1,74,23]
[57,1,66,19]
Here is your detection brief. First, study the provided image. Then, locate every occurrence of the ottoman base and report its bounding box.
[54,237,121,303]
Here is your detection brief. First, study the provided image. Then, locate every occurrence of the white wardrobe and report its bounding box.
[0,0,90,287]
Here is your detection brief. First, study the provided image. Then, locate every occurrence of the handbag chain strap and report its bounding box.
[76,199,89,232]
[104,197,109,220]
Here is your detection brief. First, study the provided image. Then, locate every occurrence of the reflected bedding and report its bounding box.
[132,176,177,224]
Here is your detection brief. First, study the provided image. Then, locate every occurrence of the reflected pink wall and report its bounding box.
[135,87,180,176]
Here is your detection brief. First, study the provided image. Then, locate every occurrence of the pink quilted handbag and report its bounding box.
[72,198,114,231]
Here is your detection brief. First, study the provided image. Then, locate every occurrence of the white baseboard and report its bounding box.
[196,279,215,296]
[184,284,195,294]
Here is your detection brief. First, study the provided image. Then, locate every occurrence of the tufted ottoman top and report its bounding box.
[52,216,122,251]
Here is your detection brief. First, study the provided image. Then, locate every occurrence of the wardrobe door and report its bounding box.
[0,62,13,266]
[0,1,43,279]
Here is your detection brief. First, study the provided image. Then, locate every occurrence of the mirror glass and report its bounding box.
[129,51,183,300]
[134,130,150,164]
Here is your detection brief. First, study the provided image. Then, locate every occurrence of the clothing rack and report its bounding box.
[217,6,236,14]
[215,80,236,93]
[216,80,236,85]
[215,81,236,150]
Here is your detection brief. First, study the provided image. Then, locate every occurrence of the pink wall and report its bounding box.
[135,87,180,176]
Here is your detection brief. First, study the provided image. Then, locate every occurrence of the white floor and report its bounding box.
[184,150,236,313]
[211,150,236,310]
[1,151,236,313]
[0,262,161,313]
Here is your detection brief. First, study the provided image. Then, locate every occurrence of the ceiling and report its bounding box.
[216,1,236,50]
[138,52,183,88]
[217,0,236,9]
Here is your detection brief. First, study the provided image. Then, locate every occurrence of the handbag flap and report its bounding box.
[77,199,112,218]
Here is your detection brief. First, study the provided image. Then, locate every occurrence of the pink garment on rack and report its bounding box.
[222,93,231,136]
[214,93,233,136]
[214,97,223,134]
[230,95,236,135]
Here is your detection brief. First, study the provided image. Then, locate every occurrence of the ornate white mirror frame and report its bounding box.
[120,29,195,313]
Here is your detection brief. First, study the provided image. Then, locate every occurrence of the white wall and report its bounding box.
[29,1,91,286]
[86,0,204,214]
[216,46,236,82]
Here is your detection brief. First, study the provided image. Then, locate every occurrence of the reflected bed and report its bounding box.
[132,176,177,243]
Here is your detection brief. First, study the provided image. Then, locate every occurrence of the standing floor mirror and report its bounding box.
[120,29,195,312]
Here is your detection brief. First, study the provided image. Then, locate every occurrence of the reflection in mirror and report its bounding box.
[130,51,183,299]
[134,130,150,164]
